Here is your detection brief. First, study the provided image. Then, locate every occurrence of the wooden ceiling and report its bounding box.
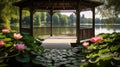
[13,0,102,11]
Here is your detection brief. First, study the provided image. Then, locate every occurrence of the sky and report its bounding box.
[61,11,101,18]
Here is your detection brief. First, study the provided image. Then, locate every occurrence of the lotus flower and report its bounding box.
[90,36,103,43]
[0,40,5,47]
[15,44,26,51]
[2,29,10,33]
[14,33,23,40]
[82,42,89,47]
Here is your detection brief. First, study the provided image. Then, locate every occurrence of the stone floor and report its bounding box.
[41,36,76,49]
[41,36,90,49]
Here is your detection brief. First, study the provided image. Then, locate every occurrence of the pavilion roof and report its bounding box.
[13,0,102,11]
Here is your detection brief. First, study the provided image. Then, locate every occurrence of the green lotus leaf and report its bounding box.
[3,38,12,42]
[88,55,100,63]
[80,62,90,67]
[100,54,113,61]
[0,33,2,35]
[88,45,96,50]
[4,44,13,47]
[32,59,43,64]
[15,53,30,63]
[0,35,6,39]
[99,48,110,54]
[104,39,113,43]
[0,63,8,67]
[87,54,99,58]
[0,59,4,63]
[110,45,120,52]
[113,56,120,61]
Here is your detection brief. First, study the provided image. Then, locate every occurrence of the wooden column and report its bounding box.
[50,10,53,36]
[19,7,22,33]
[92,8,95,37]
[76,2,80,44]
[30,8,34,36]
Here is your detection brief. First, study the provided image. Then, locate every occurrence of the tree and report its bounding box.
[98,0,120,23]
[0,0,19,29]
[52,13,59,27]
[40,12,46,21]
[46,13,50,26]
[60,15,68,27]
[69,13,76,26]
[80,14,85,24]
[95,18,101,24]
[33,12,41,27]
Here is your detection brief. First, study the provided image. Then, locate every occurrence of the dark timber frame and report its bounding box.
[13,0,102,44]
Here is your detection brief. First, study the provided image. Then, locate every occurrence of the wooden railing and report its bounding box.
[20,27,94,40]
[20,28,31,35]
[80,28,94,40]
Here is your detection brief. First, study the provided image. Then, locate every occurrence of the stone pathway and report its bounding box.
[41,36,76,49]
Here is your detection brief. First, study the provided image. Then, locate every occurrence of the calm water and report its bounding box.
[95,25,120,35]
[11,25,120,37]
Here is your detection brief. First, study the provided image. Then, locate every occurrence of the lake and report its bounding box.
[11,25,120,37]
[95,25,120,35]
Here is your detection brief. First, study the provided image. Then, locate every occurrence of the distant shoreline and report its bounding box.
[80,24,120,25]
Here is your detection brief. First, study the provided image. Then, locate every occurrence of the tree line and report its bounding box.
[0,0,120,30]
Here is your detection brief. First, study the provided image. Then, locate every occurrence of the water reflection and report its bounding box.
[11,25,120,37]
[33,27,76,37]
[95,25,120,35]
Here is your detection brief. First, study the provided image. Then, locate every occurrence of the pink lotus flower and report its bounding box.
[2,29,10,33]
[0,40,5,47]
[15,44,26,51]
[90,36,103,43]
[82,42,89,47]
[14,33,23,40]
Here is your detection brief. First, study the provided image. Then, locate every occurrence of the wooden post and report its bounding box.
[19,7,22,33]
[50,10,53,36]
[30,8,34,36]
[92,8,95,37]
[76,2,80,44]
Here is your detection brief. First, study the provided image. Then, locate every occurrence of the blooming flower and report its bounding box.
[14,33,23,40]
[15,44,26,51]
[82,42,89,47]
[2,29,10,33]
[0,40,5,47]
[90,36,103,43]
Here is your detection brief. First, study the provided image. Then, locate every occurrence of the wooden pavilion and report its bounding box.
[13,0,102,44]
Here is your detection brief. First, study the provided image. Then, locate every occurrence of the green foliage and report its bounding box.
[15,53,30,63]
[34,12,41,26]
[31,48,84,67]
[98,0,120,23]
[53,14,59,26]
[0,29,45,67]
[41,12,46,21]
[81,32,120,67]
[69,14,76,26]
[0,0,19,29]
